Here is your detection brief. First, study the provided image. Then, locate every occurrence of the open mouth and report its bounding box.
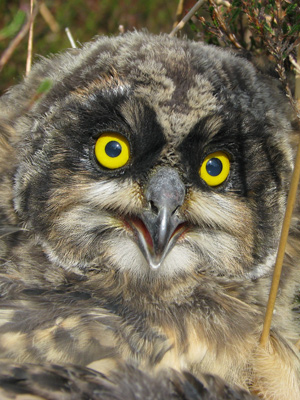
[124,215,188,270]
[121,167,188,270]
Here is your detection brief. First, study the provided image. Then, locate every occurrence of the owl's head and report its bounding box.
[9,32,294,280]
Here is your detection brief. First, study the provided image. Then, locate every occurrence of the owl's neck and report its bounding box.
[1,228,268,319]
[72,266,263,315]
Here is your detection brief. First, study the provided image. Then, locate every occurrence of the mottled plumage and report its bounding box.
[0,32,299,399]
[0,361,257,400]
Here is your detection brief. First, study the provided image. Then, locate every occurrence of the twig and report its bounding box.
[237,0,300,348]
[290,56,300,75]
[215,0,231,6]
[39,2,60,33]
[293,44,300,110]
[173,0,186,29]
[208,0,242,49]
[260,43,300,348]
[26,0,35,76]
[65,27,77,49]
[170,0,206,37]
[0,11,32,72]
[260,124,300,347]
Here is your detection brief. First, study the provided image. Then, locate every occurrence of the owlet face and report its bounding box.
[10,32,293,280]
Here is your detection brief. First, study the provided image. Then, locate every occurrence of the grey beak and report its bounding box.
[137,167,186,269]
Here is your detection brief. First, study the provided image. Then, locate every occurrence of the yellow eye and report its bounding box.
[199,151,230,186]
[95,132,130,169]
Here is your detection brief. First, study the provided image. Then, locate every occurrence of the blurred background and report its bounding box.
[0,1,299,99]
[0,0,195,94]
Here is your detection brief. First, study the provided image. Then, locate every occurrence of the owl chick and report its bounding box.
[0,32,299,400]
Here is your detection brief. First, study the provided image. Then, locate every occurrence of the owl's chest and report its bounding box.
[113,301,257,386]
[0,281,258,389]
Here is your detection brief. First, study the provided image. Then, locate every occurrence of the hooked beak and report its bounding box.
[129,168,186,270]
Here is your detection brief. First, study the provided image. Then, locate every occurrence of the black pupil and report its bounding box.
[206,158,223,176]
[105,141,122,158]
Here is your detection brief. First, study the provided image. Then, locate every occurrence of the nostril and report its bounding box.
[149,200,159,214]
[171,205,179,216]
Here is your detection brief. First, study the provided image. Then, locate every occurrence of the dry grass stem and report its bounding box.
[26,0,35,76]
[170,0,206,37]
[260,123,300,347]
[65,28,77,49]
[261,40,300,348]
[294,44,300,110]
[173,0,186,29]
[289,54,300,75]
[39,2,60,33]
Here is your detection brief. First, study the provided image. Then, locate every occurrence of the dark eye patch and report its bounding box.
[55,89,166,179]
